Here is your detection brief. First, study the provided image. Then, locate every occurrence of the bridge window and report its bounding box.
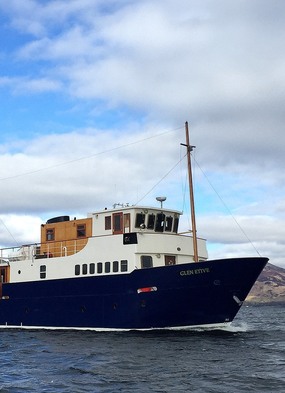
[155,213,165,232]
[135,213,145,228]
[75,265,80,275]
[165,216,173,232]
[82,264,88,275]
[147,214,155,229]
[89,263,95,274]
[173,217,179,233]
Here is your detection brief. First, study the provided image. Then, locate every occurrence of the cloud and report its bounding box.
[2,1,285,163]
[196,215,285,268]
[0,125,184,213]
[0,214,41,246]
[0,76,62,94]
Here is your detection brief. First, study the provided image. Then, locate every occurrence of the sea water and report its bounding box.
[0,304,284,392]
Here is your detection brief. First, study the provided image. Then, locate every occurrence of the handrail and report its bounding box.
[0,237,88,262]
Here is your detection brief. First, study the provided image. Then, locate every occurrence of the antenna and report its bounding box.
[156,196,167,209]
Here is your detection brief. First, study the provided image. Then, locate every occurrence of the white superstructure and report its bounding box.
[0,205,208,285]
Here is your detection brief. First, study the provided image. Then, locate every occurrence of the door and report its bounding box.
[113,212,123,235]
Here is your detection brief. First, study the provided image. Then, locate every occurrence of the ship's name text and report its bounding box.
[180,268,210,276]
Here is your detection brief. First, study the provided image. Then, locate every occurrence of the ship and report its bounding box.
[0,123,268,330]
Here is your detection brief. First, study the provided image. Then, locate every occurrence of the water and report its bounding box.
[0,305,284,393]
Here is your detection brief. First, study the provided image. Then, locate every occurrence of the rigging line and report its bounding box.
[0,125,184,182]
[0,217,19,246]
[134,153,187,206]
[192,156,262,257]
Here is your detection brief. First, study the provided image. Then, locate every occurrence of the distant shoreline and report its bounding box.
[245,300,285,306]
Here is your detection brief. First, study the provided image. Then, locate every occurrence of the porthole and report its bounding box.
[105,262,111,273]
[82,264,88,275]
[89,263,95,274]
[113,261,119,272]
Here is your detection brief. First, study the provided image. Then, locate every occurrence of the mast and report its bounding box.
[184,121,199,262]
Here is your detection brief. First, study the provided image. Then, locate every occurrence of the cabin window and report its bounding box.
[46,228,55,241]
[135,213,145,228]
[155,213,165,232]
[124,213,131,233]
[82,264,88,275]
[120,260,128,272]
[89,263,95,274]
[165,216,173,232]
[173,217,179,233]
[75,265,80,275]
[105,216,111,230]
[97,262,103,274]
[77,224,86,238]
[40,265,46,279]
[113,260,119,272]
[141,255,153,269]
[147,214,155,229]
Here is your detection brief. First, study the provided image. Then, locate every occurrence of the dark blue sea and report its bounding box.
[0,305,284,393]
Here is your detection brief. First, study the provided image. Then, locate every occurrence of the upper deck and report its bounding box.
[89,205,182,236]
[0,204,208,284]
[0,205,183,261]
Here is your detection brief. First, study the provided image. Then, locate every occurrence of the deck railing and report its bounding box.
[0,238,88,263]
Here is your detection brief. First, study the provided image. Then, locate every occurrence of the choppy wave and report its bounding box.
[0,304,284,393]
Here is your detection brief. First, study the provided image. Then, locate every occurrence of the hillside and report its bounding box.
[246,262,285,304]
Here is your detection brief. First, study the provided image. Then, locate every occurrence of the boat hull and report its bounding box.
[0,257,268,330]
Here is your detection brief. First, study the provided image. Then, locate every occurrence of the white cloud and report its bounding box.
[3,0,283,170]
[0,125,184,213]
[0,76,62,94]
[0,214,41,246]
[195,214,285,269]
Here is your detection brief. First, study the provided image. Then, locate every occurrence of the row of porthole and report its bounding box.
[75,260,128,276]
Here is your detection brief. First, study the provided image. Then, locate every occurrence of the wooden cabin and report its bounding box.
[39,216,92,258]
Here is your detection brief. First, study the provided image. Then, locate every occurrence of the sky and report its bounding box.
[0,0,285,268]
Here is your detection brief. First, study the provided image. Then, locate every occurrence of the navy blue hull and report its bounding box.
[0,257,268,329]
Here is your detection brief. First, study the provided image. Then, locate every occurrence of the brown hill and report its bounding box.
[246,262,285,304]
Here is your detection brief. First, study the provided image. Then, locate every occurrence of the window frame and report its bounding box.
[77,224,86,238]
[105,216,111,230]
[120,260,128,272]
[40,265,46,279]
[141,255,153,269]
[46,228,55,241]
